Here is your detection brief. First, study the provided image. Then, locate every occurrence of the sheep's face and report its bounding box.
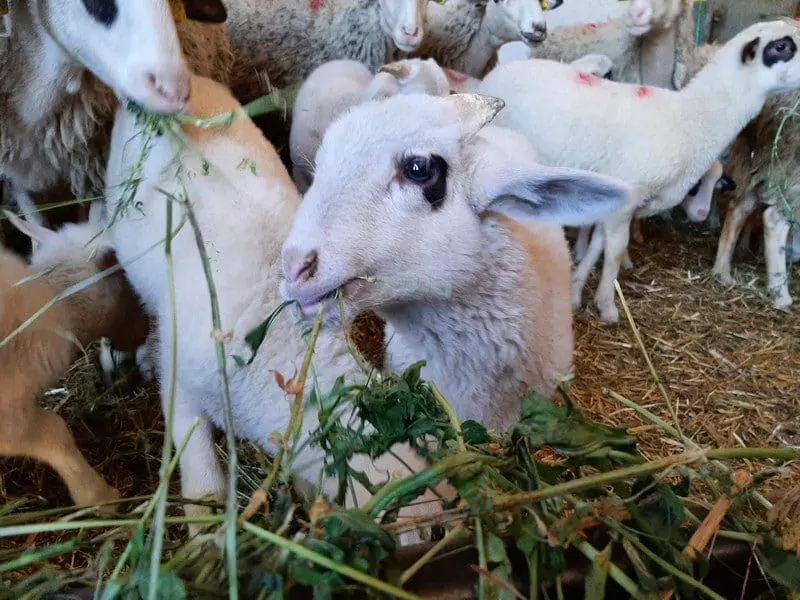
[626,0,681,36]
[378,0,427,53]
[485,0,547,47]
[736,20,800,94]
[280,94,630,326]
[34,0,193,115]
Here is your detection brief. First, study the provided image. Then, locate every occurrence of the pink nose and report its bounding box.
[402,25,419,37]
[138,62,191,113]
[283,249,318,283]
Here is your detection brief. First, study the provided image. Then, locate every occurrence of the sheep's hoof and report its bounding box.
[184,495,225,537]
[597,302,619,324]
[76,483,121,515]
[771,295,792,310]
[711,268,735,286]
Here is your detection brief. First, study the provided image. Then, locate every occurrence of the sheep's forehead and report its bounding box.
[316,97,465,180]
[747,20,799,41]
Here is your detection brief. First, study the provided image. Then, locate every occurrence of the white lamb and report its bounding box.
[478,20,800,323]
[226,0,428,97]
[0,205,150,510]
[290,57,450,193]
[411,0,553,78]
[0,0,232,228]
[105,77,628,535]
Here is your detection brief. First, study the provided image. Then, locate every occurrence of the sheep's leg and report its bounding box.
[763,205,792,309]
[630,219,644,244]
[573,226,591,263]
[571,224,605,310]
[594,213,632,324]
[10,186,46,228]
[621,247,633,270]
[0,407,119,511]
[169,390,226,537]
[712,190,758,285]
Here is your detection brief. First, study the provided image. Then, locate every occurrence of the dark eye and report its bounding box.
[403,156,437,183]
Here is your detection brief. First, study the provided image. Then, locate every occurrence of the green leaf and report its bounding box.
[232,300,293,367]
[585,543,612,600]
[757,538,800,591]
[462,420,489,444]
[513,392,638,467]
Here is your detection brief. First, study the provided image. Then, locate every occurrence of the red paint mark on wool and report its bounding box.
[582,23,598,33]
[635,86,651,99]
[575,72,597,86]
[308,0,325,13]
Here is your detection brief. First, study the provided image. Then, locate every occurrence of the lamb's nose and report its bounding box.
[522,23,547,44]
[143,63,191,110]
[402,24,419,37]
[284,249,318,283]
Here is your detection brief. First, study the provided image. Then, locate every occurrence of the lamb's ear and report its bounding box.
[378,62,411,81]
[3,209,56,245]
[181,0,228,23]
[445,93,505,138]
[87,201,107,226]
[477,162,632,227]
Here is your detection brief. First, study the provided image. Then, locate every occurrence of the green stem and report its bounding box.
[241,521,422,600]
[147,195,179,600]
[606,520,725,600]
[251,308,323,506]
[475,517,487,600]
[399,524,466,585]
[575,540,642,599]
[181,190,239,599]
[0,515,226,538]
[431,383,465,453]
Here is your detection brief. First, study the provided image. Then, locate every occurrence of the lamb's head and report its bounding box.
[378,0,427,53]
[626,0,682,36]
[27,0,226,115]
[484,0,550,47]
[726,20,800,94]
[371,58,450,98]
[6,202,115,272]
[280,94,631,325]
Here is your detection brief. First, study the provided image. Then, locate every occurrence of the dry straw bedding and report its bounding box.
[0,212,797,573]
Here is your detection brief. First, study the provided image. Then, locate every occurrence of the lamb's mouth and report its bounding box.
[294,278,360,317]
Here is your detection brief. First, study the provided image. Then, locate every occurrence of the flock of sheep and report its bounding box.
[0,0,798,542]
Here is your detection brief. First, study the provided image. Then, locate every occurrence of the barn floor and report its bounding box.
[1,214,798,570]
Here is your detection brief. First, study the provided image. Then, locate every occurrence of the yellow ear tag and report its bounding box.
[169,0,187,24]
[0,0,10,38]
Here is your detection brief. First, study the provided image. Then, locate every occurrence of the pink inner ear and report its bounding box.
[444,69,470,85]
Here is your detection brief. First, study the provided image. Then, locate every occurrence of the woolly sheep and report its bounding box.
[712,92,800,309]
[0,205,149,510]
[0,0,232,228]
[410,0,552,79]
[478,20,800,323]
[226,0,428,96]
[290,57,450,193]
[105,77,628,537]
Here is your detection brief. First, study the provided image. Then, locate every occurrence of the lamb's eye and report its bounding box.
[403,156,437,183]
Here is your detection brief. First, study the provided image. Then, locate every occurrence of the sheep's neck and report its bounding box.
[377,220,528,426]
[678,52,768,167]
[2,6,81,129]
[459,11,496,77]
